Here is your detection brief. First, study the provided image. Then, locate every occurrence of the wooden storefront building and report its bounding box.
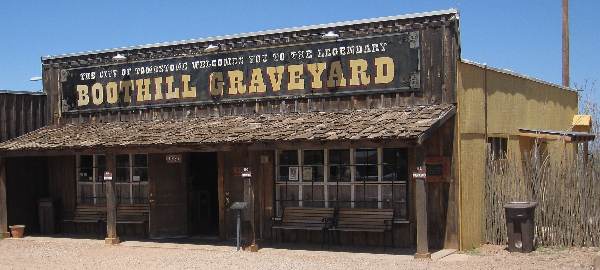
[0,9,583,252]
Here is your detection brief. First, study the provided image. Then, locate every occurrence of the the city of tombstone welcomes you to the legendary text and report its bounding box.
[64,32,420,111]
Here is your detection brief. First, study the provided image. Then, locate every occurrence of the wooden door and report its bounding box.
[148,154,187,238]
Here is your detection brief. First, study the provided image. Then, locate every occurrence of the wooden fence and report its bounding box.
[0,91,47,142]
[485,151,600,247]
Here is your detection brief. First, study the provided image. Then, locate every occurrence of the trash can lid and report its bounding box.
[504,201,538,208]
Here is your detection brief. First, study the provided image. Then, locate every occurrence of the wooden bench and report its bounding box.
[330,208,394,247]
[116,204,149,225]
[62,205,107,238]
[116,204,149,237]
[271,207,334,245]
[63,204,149,237]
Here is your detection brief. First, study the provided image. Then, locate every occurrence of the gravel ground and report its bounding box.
[0,237,598,270]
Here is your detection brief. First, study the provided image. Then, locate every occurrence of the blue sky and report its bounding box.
[0,0,598,103]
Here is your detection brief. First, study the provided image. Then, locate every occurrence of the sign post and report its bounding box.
[103,162,119,245]
[229,202,247,251]
[413,166,430,259]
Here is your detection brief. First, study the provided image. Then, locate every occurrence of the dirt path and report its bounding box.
[0,237,597,269]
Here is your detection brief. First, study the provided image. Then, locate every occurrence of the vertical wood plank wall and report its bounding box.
[0,92,47,143]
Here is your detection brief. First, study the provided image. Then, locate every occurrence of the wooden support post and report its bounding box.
[218,152,226,240]
[562,0,570,87]
[414,165,431,259]
[104,154,119,244]
[0,158,9,238]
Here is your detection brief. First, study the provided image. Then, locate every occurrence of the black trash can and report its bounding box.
[38,198,55,234]
[504,202,537,252]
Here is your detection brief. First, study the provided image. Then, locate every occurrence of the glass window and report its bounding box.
[77,154,149,205]
[78,155,93,182]
[95,155,106,182]
[116,154,130,183]
[279,150,298,165]
[355,149,378,181]
[132,154,148,182]
[302,185,325,207]
[329,149,350,182]
[278,150,298,181]
[383,148,408,182]
[77,154,105,205]
[303,150,324,182]
[133,154,147,167]
[355,184,378,208]
[274,148,409,222]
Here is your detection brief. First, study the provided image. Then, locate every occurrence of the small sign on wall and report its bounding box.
[288,167,299,181]
[166,154,182,163]
[241,167,252,178]
[425,156,450,182]
[103,171,113,182]
[302,167,313,181]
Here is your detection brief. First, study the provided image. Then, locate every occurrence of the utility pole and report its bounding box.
[562,0,569,87]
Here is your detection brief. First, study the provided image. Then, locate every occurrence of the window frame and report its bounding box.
[275,147,409,223]
[76,153,149,205]
[76,154,106,205]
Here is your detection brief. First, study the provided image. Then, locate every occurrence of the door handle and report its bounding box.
[149,199,155,203]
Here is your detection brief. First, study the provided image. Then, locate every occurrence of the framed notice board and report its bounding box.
[425,156,450,182]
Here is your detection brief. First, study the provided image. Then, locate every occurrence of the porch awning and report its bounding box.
[0,104,455,154]
[518,128,596,142]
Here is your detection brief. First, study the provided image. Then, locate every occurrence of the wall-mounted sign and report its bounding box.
[412,166,426,179]
[425,156,450,182]
[302,167,313,181]
[241,167,252,178]
[103,171,113,182]
[166,154,182,163]
[61,32,420,112]
[288,167,299,181]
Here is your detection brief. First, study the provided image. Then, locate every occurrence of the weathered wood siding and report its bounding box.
[32,12,461,247]
[0,92,47,142]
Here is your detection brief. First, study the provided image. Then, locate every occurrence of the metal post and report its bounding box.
[236,210,241,251]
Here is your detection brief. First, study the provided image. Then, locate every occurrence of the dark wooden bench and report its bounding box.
[62,205,107,238]
[63,204,149,237]
[116,204,149,237]
[330,208,395,247]
[271,207,334,245]
[116,204,149,225]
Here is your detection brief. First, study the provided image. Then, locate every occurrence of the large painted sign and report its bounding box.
[62,31,420,111]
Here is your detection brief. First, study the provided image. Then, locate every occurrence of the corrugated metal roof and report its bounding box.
[0,90,45,95]
[41,9,458,61]
[518,128,596,142]
[460,59,576,93]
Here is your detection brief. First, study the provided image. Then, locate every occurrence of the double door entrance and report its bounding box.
[148,152,219,238]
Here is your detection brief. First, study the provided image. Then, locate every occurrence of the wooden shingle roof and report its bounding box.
[0,104,455,153]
